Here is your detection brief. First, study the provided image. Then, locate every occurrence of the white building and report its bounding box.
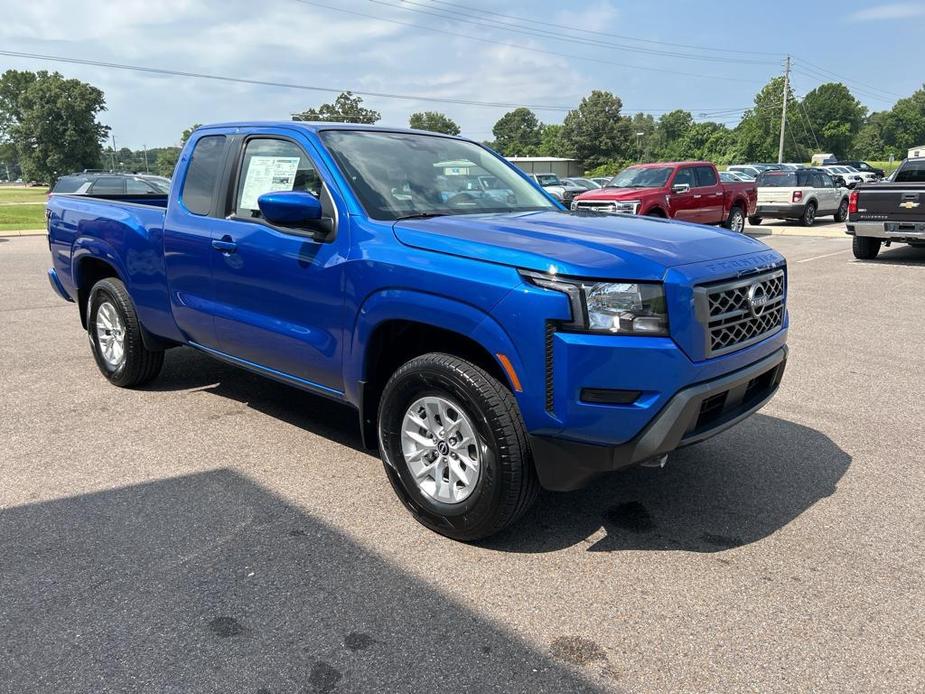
[908,145,925,159]
[506,156,582,178]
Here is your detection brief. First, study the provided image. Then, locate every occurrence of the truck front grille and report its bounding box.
[697,269,785,357]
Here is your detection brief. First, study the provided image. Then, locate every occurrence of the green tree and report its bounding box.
[491,107,543,156]
[735,76,807,162]
[408,111,460,135]
[851,112,889,159]
[627,112,656,160]
[292,91,380,124]
[559,90,632,168]
[801,83,866,157]
[0,70,109,183]
[879,85,925,153]
[152,124,201,177]
[537,123,565,157]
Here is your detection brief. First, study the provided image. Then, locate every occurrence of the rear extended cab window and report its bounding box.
[181,135,227,215]
[895,161,925,183]
[694,165,717,187]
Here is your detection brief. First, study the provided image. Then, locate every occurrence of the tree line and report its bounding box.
[2,68,924,184]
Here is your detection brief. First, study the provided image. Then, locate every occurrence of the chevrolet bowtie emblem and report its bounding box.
[899,201,920,209]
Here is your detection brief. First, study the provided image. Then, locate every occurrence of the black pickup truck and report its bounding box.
[847,158,925,259]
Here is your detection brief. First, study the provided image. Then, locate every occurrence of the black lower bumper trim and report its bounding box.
[529,346,788,491]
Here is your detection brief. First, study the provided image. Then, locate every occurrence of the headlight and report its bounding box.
[612,200,641,214]
[522,272,668,336]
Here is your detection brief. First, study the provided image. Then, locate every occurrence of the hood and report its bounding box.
[575,186,665,201]
[393,210,771,280]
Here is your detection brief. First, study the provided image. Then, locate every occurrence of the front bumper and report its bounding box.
[756,203,805,218]
[529,346,787,491]
[846,220,925,241]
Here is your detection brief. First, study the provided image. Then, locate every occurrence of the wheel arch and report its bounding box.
[348,290,524,449]
[73,253,125,329]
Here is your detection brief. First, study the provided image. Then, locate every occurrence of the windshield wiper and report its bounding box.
[395,212,448,221]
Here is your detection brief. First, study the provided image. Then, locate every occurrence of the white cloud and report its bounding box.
[848,2,925,21]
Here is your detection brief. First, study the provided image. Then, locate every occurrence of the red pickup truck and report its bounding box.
[572,161,757,232]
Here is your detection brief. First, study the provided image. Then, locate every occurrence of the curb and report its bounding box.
[0,229,46,237]
[745,226,846,239]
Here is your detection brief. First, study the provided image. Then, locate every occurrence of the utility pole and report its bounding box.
[778,55,790,164]
[142,145,150,174]
[110,134,117,172]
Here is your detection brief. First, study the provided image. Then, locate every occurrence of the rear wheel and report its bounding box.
[378,353,538,541]
[748,216,762,226]
[852,236,881,260]
[724,206,746,232]
[88,278,164,387]
[800,202,817,227]
[834,197,849,223]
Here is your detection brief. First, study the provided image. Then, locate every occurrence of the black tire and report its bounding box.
[748,216,762,226]
[87,277,164,387]
[800,201,817,227]
[852,236,881,260]
[377,353,538,541]
[724,205,746,232]
[834,197,849,223]
[646,209,666,218]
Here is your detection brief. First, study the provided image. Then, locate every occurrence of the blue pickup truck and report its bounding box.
[46,122,788,540]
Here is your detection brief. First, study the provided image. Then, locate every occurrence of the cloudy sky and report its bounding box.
[2,0,923,149]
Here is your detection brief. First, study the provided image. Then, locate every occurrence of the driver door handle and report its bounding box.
[212,236,237,254]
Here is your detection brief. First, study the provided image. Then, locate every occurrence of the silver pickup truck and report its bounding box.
[847,158,925,259]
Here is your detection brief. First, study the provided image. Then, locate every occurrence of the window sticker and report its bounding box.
[239,156,301,210]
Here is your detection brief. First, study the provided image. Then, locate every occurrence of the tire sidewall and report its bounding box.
[836,198,848,222]
[728,207,745,232]
[802,202,817,226]
[88,283,129,383]
[379,363,507,535]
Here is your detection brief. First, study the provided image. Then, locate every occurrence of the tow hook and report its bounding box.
[639,454,668,469]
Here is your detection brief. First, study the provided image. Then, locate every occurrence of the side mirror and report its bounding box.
[257,191,323,226]
[672,183,691,194]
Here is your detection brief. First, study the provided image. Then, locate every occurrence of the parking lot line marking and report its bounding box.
[797,249,850,263]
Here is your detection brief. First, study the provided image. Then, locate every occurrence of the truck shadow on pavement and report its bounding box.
[0,470,606,693]
[148,348,850,557]
[853,245,925,267]
[147,347,368,454]
[485,414,851,554]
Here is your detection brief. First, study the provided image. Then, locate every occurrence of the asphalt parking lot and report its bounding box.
[1,234,923,693]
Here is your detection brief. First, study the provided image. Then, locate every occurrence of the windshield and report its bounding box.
[535,174,560,186]
[607,166,673,188]
[757,171,798,187]
[320,131,555,220]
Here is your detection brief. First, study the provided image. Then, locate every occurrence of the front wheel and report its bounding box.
[724,206,746,232]
[88,278,164,387]
[834,198,849,223]
[378,353,538,541]
[800,202,817,227]
[852,236,881,260]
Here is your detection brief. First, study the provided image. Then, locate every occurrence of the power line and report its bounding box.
[370,0,778,65]
[0,48,775,124]
[791,56,903,100]
[292,0,762,84]
[424,0,783,57]
[0,49,579,112]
